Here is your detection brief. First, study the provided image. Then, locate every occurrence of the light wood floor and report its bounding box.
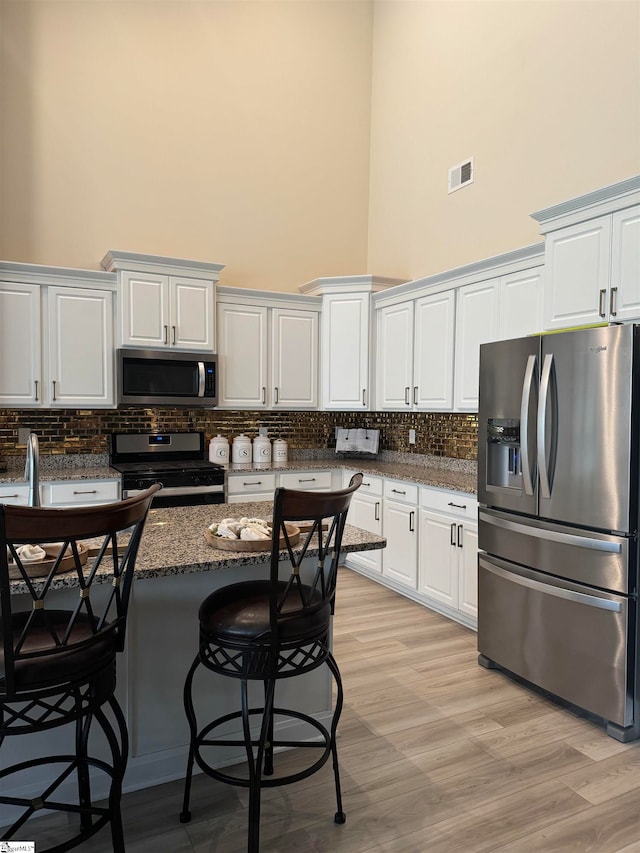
[28,568,640,852]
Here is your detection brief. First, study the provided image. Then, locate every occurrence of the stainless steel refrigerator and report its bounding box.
[477,323,639,742]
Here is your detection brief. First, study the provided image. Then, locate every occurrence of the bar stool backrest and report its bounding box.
[0,484,160,699]
[267,472,363,638]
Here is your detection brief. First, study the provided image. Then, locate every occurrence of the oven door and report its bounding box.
[478,553,632,728]
[123,485,224,507]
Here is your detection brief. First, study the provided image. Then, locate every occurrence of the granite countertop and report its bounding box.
[0,451,477,494]
[9,501,386,594]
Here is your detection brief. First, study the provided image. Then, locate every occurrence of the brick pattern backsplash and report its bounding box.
[0,409,478,460]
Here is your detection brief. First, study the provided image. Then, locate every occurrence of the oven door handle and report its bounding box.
[480,557,622,612]
[198,362,206,397]
[125,484,223,498]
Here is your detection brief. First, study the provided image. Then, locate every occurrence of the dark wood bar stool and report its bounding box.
[0,483,160,851]
[180,473,362,852]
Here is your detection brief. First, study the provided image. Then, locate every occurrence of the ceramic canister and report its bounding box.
[209,434,229,464]
[272,439,288,463]
[252,435,272,463]
[231,434,252,464]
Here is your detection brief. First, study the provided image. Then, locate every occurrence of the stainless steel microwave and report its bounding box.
[117,349,217,407]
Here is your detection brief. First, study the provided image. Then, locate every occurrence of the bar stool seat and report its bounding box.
[0,484,159,851]
[180,474,363,852]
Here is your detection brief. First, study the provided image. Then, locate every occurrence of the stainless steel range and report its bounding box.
[110,432,225,507]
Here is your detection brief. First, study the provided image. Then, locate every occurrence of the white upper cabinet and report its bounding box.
[0,264,117,409]
[47,287,114,407]
[531,177,640,330]
[413,291,456,410]
[453,280,500,411]
[376,301,414,409]
[101,251,224,353]
[300,276,404,411]
[498,267,544,341]
[217,288,320,409]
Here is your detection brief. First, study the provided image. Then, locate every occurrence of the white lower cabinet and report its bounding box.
[226,473,277,504]
[419,487,478,624]
[0,483,31,506]
[343,472,383,575]
[0,479,120,508]
[278,470,332,491]
[381,479,418,590]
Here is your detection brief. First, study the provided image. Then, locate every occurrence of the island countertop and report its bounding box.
[10,501,386,594]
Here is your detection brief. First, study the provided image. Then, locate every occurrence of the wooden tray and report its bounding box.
[204,524,300,552]
[8,542,89,579]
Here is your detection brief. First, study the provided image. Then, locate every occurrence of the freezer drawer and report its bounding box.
[479,508,632,595]
[478,555,633,728]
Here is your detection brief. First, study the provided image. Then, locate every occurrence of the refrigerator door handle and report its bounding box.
[537,352,553,499]
[480,511,623,553]
[480,559,622,613]
[520,354,537,496]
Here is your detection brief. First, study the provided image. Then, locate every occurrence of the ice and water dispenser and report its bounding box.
[485,418,524,490]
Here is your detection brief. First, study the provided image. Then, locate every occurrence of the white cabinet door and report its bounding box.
[458,521,478,619]
[43,479,120,507]
[0,484,31,506]
[610,207,640,322]
[454,280,500,411]
[121,272,215,351]
[322,294,370,410]
[121,271,169,348]
[217,302,268,408]
[382,498,417,589]
[418,509,458,608]
[499,268,544,340]
[271,308,318,408]
[543,217,612,330]
[413,290,455,410]
[47,287,114,408]
[376,301,414,410]
[345,491,382,575]
[170,276,215,351]
[0,283,41,406]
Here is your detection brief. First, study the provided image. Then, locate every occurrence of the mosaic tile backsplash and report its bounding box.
[0,409,478,463]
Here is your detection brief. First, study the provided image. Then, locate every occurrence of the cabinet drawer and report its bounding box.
[227,473,276,496]
[355,473,383,496]
[384,480,418,504]
[279,471,332,491]
[46,480,120,507]
[420,486,477,520]
[0,484,30,506]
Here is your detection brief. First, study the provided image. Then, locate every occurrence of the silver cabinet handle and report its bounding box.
[163,325,168,345]
[73,489,98,495]
[172,325,176,345]
[34,380,39,401]
[450,522,456,546]
[520,354,537,497]
[262,387,266,405]
[52,380,57,401]
[375,501,380,521]
[413,386,418,405]
[409,511,415,532]
[448,501,467,510]
[362,388,366,406]
[610,287,618,317]
[457,523,463,548]
[404,387,410,405]
[599,289,606,318]
[537,352,553,499]
[274,387,279,404]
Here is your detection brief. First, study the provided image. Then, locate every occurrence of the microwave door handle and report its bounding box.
[537,352,553,499]
[520,354,537,496]
[197,362,205,397]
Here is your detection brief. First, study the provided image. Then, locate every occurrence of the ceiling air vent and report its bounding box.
[448,157,474,194]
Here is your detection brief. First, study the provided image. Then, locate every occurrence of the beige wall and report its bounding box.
[367,0,640,280]
[0,0,373,290]
[1,1,638,291]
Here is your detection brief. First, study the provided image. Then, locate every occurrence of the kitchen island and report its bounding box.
[3,501,385,819]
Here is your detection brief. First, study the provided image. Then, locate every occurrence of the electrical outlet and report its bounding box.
[18,428,30,445]
[258,426,268,437]
[409,429,416,445]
